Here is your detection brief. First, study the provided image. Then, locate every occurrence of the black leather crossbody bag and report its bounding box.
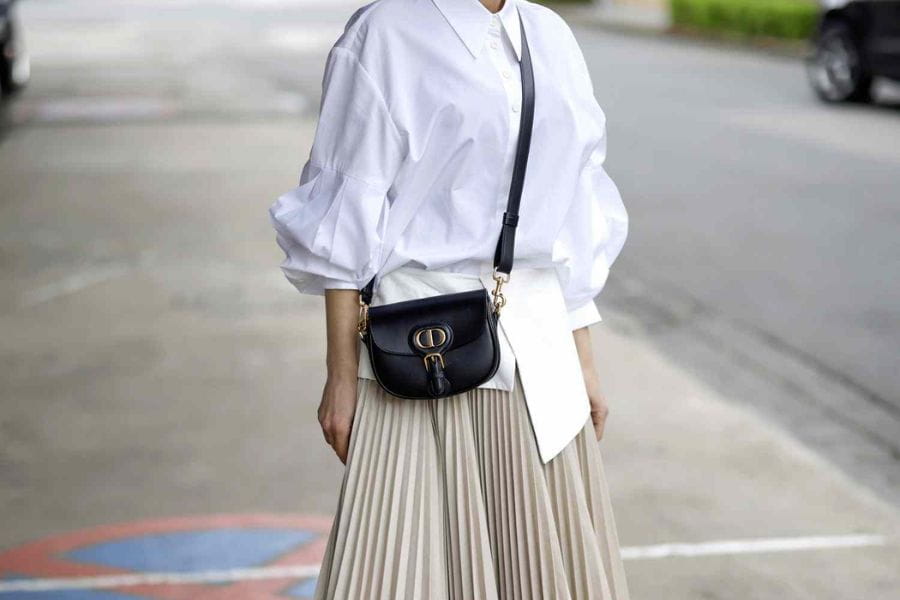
[357,24,535,400]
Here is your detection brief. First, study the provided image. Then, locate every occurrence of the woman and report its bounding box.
[270,0,630,597]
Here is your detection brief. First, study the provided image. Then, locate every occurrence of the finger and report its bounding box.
[322,425,334,446]
[591,409,607,441]
[591,408,605,440]
[332,427,351,464]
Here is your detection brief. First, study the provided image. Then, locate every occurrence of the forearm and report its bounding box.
[572,326,597,377]
[324,289,361,381]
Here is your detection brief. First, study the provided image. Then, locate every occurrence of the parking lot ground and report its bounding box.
[1,119,899,599]
[2,0,900,597]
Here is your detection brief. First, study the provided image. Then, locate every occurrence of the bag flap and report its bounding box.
[367,289,491,356]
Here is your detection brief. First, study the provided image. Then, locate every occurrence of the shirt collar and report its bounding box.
[432,0,522,60]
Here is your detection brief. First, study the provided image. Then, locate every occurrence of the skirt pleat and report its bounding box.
[314,375,630,600]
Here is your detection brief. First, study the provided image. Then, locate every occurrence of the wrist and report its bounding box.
[326,372,358,389]
[326,358,358,383]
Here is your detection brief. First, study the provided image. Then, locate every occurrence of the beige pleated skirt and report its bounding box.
[314,373,630,600]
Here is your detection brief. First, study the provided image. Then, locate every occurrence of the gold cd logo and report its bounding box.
[414,327,448,350]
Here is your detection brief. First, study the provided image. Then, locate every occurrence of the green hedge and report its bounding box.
[671,0,818,40]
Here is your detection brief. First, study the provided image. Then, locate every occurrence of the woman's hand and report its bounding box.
[318,374,358,464]
[321,289,363,464]
[572,325,610,441]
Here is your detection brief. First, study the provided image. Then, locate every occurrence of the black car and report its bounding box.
[806,0,900,102]
[1,0,28,96]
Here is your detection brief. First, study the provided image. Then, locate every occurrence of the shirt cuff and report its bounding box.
[567,300,602,330]
[322,277,360,292]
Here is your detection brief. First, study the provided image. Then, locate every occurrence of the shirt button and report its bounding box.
[502,70,511,79]
[511,104,520,113]
[490,40,499,50]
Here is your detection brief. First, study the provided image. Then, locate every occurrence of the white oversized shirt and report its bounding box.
[270,0,628,462]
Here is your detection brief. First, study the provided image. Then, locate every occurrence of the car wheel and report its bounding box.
[0,25,12,95]
[806,20,872,103]
[1,5,29,96]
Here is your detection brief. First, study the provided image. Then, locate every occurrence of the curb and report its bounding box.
[558,4,812,59]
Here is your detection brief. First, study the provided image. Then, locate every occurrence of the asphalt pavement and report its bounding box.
[567,17,900,507]
[1,0,899,598]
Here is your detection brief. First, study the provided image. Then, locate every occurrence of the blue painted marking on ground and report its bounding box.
[284,577,318,598]
[63,528,315,573]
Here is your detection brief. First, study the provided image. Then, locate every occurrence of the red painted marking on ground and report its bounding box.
[0,513,334,598]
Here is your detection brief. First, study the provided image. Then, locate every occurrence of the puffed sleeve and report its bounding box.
[268,46,405,295]
[552,124,628,331]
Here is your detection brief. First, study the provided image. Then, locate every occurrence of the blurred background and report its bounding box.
[1,0,899,598]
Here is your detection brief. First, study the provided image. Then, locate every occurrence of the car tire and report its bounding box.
[806,20,872,103]
[0,25,12,95]
[1,6,29,97]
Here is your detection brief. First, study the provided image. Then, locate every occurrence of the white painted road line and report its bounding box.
[0,534,888,594]
[19,263,132,307]
[0,564,322,593]
[619,534,888,560]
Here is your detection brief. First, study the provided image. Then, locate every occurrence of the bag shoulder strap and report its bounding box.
[493,20,534,277]
[361,19,534,305]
